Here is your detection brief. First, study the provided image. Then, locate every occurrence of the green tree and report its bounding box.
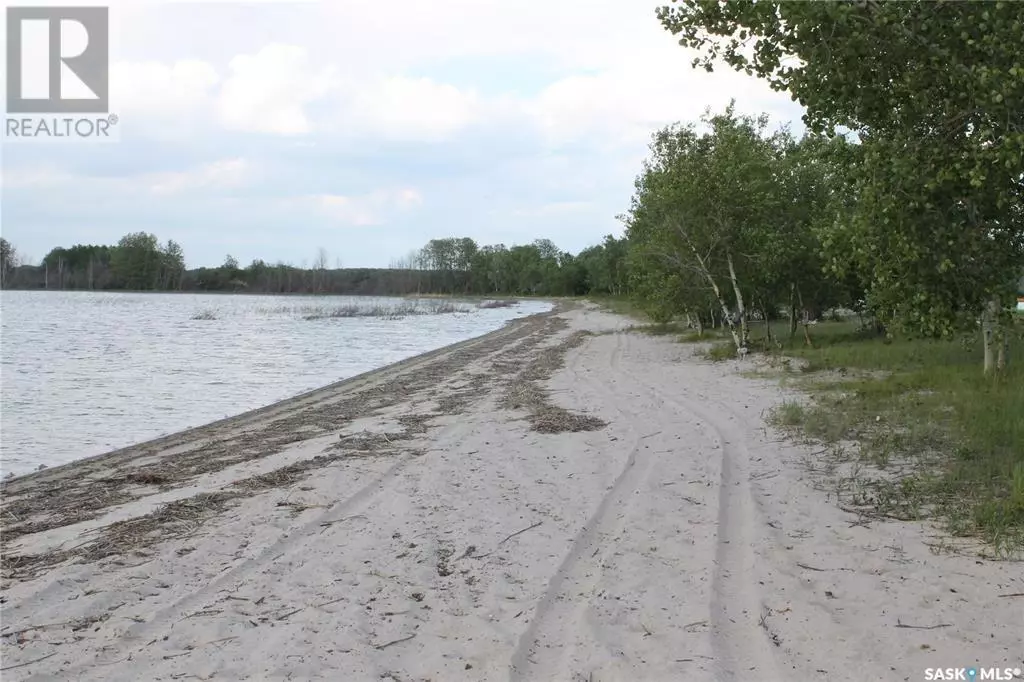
[161,240,186,290]
[0,238,18,288]
[110,232,163,290]
[624,105,790,349]
[657,0,1024,370]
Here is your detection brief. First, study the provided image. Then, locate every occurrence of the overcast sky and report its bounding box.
[1,0,805,269]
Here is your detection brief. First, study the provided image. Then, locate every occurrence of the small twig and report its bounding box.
[315,597,346,608]
[319,516,356,533]
[118,559,154,570]
[470,521,543,559]
[998,593,1024,598]
[640,431,662,439]
[796,562,827,572]
[895,620,952,630]
[0,652,57,671]
[204,636,238,647]
[497,521,542,547]
[374,633,416,650]
[1,620,75,638]
[179,609,221,621]
[162,651,193,660]
[276,608,303,620]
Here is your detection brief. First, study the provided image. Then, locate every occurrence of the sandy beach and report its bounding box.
[1,303,1020,682]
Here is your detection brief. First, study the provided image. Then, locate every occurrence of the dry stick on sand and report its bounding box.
[469,521,543,559]
[895,620,952,630]
[374,633,417,650]
[315,596,346,608]
[0,652,57,672]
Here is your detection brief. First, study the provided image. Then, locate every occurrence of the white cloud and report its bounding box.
[0,166,80,189]
[217,44,338,135]
[315,1,670,72]
[147,158,251,195]
[111,59,219,120]
[509,201,592,218]
[297,188,424,226]
[525,45,802,149]
[336,76,484,142]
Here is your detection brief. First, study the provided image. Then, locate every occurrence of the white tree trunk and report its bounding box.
[705,274,742,350]
[982,297,998,375]
[683,243,742,350]
[726,252,748,347]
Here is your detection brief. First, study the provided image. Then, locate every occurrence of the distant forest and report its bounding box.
[0,233,628,298]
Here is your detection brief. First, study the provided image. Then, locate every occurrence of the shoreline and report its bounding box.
[1,303,1019,681]
[1,304,554,486]
[0,288,559,300]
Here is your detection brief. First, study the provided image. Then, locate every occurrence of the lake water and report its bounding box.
[0,291,552,477]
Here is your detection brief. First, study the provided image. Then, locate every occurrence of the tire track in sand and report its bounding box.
[509,331,782,682]
[621,335,782,682]
[509,333,657,681]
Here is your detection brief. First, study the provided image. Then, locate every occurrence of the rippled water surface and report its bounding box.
[1,291,551,476]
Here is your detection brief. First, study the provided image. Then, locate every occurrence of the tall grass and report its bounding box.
[301,300,470,320]
[249,300,472,320]
[586,296,651,320]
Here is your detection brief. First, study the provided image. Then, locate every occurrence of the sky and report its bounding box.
[1,0,806,269]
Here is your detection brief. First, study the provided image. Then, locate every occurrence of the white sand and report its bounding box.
[1,305,1020,681]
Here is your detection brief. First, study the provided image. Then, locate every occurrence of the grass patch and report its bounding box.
[702,341,738,362]
[587,296,650,321]
[766,317,1024,556]
[625,322,689,336]
[773,400,807,428]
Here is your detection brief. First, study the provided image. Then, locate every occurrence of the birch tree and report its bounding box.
[625,106,790,351]
[657,0,1024,372]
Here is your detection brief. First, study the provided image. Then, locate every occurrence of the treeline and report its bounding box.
[620,0,1021,374]
[0,234,629,298]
